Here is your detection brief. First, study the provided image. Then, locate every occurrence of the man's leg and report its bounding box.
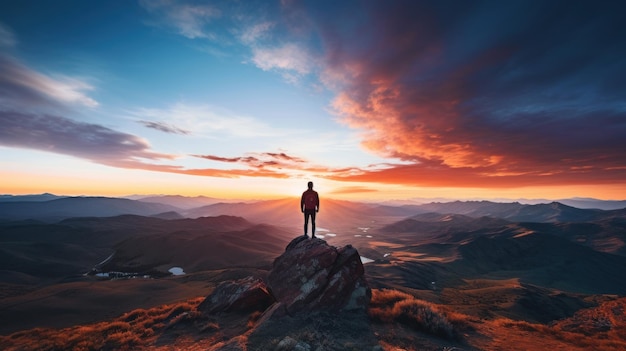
[311,211,316,237]
[303,212,309,236]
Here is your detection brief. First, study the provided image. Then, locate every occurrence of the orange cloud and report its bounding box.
[312,1,626,189]
[324,161,626,188]
[194,152,307,169]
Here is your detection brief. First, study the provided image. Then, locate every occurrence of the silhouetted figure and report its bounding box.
[301,181,319,238]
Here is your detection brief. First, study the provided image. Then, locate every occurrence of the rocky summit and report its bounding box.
[198,236,371,318]
[188,237,378,350]
[267,236,371,315]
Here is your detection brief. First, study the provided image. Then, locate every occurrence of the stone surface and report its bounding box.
[267,236,371,315]
[198,276,275,314]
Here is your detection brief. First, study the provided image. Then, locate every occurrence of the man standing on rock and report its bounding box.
[301,181,319,238]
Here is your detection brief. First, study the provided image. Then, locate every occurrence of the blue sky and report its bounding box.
[1,0,625,200]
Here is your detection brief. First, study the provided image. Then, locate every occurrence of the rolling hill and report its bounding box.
[0,214,288,283]
[365,211,626,295]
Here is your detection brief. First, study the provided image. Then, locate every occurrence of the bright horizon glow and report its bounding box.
[1,1,625,202]
[4,163,625,202]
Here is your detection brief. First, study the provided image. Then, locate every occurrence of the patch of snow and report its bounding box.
[96,273,109,278]
[366,235,372,238]
[358,227,370,233]
[383,253,391,258]
[325,233,336,237]
[354,234,362,237]
[360,256,374,264]
[168,267,185,276]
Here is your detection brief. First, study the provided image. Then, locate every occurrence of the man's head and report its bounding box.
[307,181,313,189]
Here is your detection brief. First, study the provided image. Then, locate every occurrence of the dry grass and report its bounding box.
[549,297,626,350]
[490,297,626,351]
[5,287,625,351]
[0,297,205,351]
[368,288,471,340]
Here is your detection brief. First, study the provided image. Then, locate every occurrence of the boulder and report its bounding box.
[267,236,371,315]
[198,276,275,314]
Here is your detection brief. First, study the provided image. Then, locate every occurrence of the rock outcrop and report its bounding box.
[198,276,274,314]
[267,236,371,315]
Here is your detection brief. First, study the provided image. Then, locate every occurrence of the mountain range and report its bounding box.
[1,193,625,349]
[1,194,624,224]
[0,196,178,222]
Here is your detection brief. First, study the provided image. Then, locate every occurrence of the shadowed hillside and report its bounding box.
[101,223,290,274]
[0,215,289,283]
[414,200,622,223]
[453,232,626,294]
[0,197,180,222]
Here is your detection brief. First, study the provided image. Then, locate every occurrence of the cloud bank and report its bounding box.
[287,0,626,187]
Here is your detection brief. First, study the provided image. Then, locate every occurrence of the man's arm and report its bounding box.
[300,194,305,212]
[316,192,320,212]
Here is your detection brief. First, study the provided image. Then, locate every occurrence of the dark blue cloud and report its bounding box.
[0,112,173,164]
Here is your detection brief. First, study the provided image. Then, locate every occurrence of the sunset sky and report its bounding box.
[1,0,625,201]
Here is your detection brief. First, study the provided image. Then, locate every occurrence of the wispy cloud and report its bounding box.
[239,21,274,45]
[139,0,221,39]
[195,152,306,169]
[129,102,288,138]
[139,1,319,85]
[0,54,98,110]
[251,43,314,83]
[138,120,190,135]
[0,22,16,47]
[192,151,398,181]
